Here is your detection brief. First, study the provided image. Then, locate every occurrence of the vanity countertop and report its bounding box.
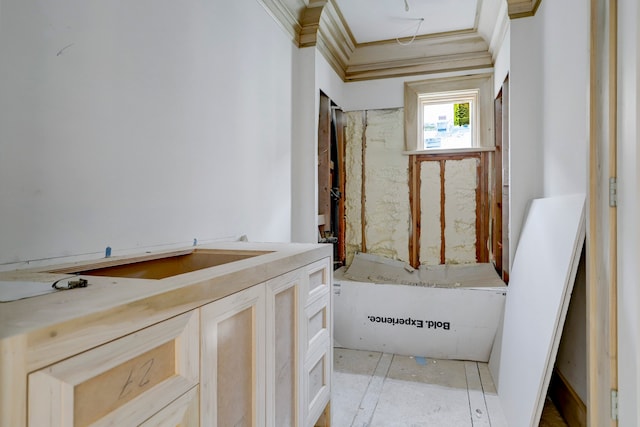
[0,241,331,357]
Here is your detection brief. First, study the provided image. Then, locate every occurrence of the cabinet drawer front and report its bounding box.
[29,311,199,427]
[303,347,331,427]
[305,258,331,304]
[140,386,199,427]
[304,292,330,353]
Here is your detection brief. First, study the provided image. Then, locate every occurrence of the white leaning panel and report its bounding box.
[489,194,585,427]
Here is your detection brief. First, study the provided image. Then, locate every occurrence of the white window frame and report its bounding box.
[404,74,494,153]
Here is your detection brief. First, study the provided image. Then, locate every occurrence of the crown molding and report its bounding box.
[346,31,492,81]
[506,0,542,19]
[258,0,496,82]
[488,1,509,59]
[257,0,307,44]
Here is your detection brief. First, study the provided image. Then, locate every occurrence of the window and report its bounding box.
[404,74,493,152]
[420,90,478,150]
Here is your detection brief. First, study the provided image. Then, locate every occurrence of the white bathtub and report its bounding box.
[333,253,507,362]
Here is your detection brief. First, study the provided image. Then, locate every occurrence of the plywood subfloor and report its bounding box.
[332,348,568,427]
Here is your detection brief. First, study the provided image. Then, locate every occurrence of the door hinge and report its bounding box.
[609,177,618,207]
[611,389,619,421]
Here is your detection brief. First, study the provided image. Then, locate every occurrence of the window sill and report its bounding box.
[403,146,496,156]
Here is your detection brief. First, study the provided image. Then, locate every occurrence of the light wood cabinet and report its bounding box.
[0,243,332,427]
[199,257,333,427]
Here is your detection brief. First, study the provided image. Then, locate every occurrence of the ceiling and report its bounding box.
[262,0,509,80]
[334,0,480,44]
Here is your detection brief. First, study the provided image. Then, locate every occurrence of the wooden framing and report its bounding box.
[408,149,492,267]
[588,0,618,425]
[493,90,503,275]
[408,155,421,268]
[360,111,367,254]
[439,160,447,265]
[335,109,347,266]
[318,93,332,237]
[607,2,619,423]
[476,151,490,264]
[501,77,510,283]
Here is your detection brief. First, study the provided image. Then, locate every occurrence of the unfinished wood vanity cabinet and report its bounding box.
[0,243,332,427]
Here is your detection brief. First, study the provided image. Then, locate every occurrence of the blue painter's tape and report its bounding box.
[415,356,427,365]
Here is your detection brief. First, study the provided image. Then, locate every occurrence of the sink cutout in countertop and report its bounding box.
[52,249,273,280]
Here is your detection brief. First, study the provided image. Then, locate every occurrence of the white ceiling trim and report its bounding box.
[488,0,509,60]
[257,0,305,43]
[257,0,502,82]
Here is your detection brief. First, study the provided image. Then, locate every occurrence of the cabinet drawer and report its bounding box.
[28,311,199,427]
[140,386,199,427]
[303,346,331,427]
[304,258,331,304]
[304,292,330,353]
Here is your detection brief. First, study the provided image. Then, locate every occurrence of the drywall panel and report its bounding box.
[363,109,409,262]
[344,111,364,265]
[419,162,442,265]
[444,158,478,264]
[490,194,585,427]
[0,0,294,265]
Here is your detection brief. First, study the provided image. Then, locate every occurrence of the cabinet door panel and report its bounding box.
[201,285,265,427]
[266,269,302,427]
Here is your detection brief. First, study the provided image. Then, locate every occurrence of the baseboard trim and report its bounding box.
[549,369,587,427]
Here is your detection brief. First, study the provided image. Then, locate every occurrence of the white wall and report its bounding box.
[508,15,544,265]
[493,25,510,97]
[0,0,295,266]
[342,69,495,112]
[508,0,590,407]
[539,2,589,197]
[617,0,640,423]
[291,47,317,243]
